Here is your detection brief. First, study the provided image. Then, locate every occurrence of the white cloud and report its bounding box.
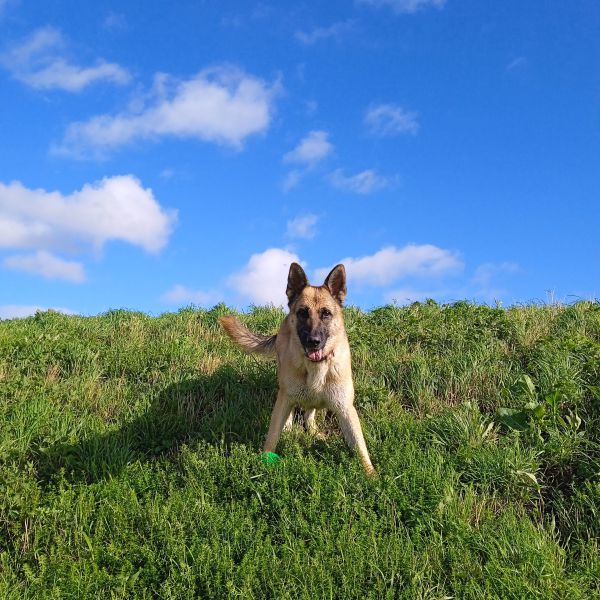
[282,170,303,193]
[282,131,333,192]
[472,262,520,286]
[329,168,396,194]
[161,285,218,306]
[283,130,333,165]
[0,305,75,320]
[103,12,127,31]
[0,27,130,92]
[365,104,419,136]
[287,214,318,240]
[359,0,446,14]
[382,260,520,305]
[0,0,17,18]
[4,250,85,282]
[0,175,175,283]
[315,244,463,286]
[55,66,279,157]
[228,248,302,306]
[304,99,318,115]
[295,20,355,45]
[506,56,527,72]
[0,175,175,255]
[469,261,520,303]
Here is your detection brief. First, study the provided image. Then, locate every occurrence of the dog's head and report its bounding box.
[286,262,346,362]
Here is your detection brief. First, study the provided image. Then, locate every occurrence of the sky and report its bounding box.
[0,0,599,318]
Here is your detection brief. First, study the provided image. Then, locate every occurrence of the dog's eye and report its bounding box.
[320,308,332,319]
[297,307,309,319]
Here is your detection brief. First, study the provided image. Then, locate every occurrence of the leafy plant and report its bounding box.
[496,375,582,437]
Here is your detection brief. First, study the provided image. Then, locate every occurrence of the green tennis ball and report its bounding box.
[260,451,281,466]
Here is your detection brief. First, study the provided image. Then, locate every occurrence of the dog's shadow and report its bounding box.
[37,363,278,485]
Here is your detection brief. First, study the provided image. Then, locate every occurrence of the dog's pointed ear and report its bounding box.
[286,262,308,306]
[324,264,347,306]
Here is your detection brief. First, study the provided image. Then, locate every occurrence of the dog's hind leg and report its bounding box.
[263,391,293,453]
[304,408,317,434]
[283,411,294,432]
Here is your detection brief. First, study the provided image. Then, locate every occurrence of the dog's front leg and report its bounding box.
[263,390,293,453]
[332,396,376,477]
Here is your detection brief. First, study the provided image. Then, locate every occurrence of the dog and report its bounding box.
[219,262,375,476]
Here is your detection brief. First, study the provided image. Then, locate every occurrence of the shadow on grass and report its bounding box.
[35,363,278,485]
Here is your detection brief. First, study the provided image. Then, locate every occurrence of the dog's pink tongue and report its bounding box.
[307,349,323,362]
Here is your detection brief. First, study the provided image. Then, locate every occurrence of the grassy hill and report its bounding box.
[0,301,598,598]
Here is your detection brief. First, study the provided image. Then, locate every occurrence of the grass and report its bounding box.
[0,300,599,598]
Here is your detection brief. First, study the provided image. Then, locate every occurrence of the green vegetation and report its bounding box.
[0,301,599,598]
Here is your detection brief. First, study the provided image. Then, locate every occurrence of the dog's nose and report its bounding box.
[306,336,321,349]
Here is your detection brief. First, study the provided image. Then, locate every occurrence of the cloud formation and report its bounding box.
[282,130,334,192]
[295,20,355,45]
[506,56,527,72]
[0,175,175,254]
[471,262,520,302]
[4,250,85,282]
[0,305,75,320]
[315,244,463,286]
[382,260,521,305]
[0,175,176,282]
[0,27,130,91]
[365,103,419,136]
[56,66,279,157]
[161,285,218,307]
[0,0,12,17]
[283,130,333,165]
[228,248,301,306]
[329,168,396,194]
[359,0,446,14]
[286,214,318,240]
[183,243,465,308]
[282,170,303,193]
[103,12,128,31]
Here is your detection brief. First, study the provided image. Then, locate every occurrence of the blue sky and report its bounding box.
[1,0,599,318]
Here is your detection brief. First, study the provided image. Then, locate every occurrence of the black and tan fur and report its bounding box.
[219,263,375,476]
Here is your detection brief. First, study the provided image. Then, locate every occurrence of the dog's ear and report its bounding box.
[286,262,308,306]
[324,264,347,306]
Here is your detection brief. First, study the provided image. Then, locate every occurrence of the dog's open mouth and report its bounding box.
[305,348,326,362]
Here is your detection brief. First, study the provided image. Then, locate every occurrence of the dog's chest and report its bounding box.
[288,361,331,408]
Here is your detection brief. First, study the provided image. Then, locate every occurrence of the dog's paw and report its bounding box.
[363,464,378,479]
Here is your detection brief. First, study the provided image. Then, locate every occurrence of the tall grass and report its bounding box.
[0,301,598,598]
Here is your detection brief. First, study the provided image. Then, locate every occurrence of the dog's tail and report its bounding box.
[219,316,277,357]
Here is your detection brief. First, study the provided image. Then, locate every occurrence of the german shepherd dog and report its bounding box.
[219,263,375,476]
